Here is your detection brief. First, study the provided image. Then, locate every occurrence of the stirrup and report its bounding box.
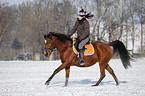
[80,59,85,66]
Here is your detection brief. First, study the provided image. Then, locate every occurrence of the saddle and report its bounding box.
[72,38,94,56]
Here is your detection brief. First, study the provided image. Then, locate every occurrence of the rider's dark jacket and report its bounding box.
[68,18,90,41]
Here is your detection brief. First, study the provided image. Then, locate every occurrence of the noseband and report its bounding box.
[45,37,53,54]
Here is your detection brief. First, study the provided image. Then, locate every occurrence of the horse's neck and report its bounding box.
[54,38,71,52]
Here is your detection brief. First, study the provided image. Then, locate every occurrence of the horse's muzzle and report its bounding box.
[44,50,49,57]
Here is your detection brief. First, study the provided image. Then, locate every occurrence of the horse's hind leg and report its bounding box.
[106,64,119,86]
[92,62,106,86]
[64,67,70,86]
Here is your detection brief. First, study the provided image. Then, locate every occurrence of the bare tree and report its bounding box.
[0,3,15,46]
[0,2,17,60]
[134,0,145,57]
[16,0,77,60]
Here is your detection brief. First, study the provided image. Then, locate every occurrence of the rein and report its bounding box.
[45,37,73,54]
[57,43,73,51]
[45,37,53,54]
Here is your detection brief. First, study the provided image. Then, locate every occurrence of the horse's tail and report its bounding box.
[109,40,131,69]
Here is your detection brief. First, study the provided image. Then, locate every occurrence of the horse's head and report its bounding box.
[43,32,72,57]
[43,32,54,57]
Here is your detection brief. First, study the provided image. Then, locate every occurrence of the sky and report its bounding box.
[1,0,34,5]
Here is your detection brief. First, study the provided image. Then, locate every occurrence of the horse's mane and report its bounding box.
[44,32,72,42]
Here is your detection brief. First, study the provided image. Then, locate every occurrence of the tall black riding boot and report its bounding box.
[79,49,85,66]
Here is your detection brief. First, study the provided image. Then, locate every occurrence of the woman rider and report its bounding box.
[68,9,93,66]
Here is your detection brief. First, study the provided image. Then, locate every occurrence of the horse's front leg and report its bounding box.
[45,64,66,85]
[64,67,70,86]
[45,69,58,85]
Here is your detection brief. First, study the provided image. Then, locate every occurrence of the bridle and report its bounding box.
[44,36,73,55]
[44,37,54,55]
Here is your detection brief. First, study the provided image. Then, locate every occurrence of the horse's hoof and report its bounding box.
[45,82,49,85]
[92,84,98,87]
[116,83,119,86]
[63,85,68,87]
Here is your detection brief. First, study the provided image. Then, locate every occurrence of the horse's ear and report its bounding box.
[49,32,53,38]
[43,34,45,37]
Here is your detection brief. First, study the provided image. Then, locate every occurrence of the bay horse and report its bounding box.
[43,32,131,86]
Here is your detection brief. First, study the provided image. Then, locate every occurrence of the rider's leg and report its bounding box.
[79,49,85,66]
[78,37,89,66]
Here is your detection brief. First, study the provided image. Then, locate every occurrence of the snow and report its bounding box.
[0,58,145,96]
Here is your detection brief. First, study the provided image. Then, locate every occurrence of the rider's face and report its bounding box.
[77,16,83,20]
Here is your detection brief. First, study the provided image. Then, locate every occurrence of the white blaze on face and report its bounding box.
[45,40,47,43]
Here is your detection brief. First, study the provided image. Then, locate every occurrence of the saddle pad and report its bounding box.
[72,38,95,56]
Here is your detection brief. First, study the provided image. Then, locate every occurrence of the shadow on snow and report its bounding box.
[52,79,128,86]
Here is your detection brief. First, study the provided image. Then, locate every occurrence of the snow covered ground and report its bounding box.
[0,58,145,96]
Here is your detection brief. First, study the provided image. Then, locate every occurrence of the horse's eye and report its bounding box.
[44,40,47,43]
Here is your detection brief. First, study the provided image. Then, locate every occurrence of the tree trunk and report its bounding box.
[125,20,128,49]
[131,19,135,55]
[140,20,143,57]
